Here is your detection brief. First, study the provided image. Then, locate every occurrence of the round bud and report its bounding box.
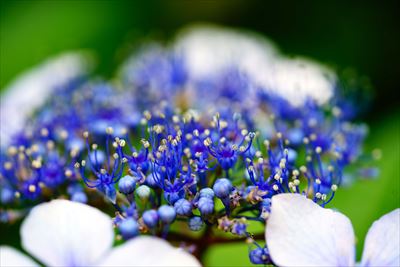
[199,188,214,199]
[118,175,136,195]
[71,191,87,203]
[118,218,139,239]
[158,205,176,224]
[174,198,192,216]
[249,247,270,265]
[142,210,159,229]
[188,216,203,231]
[213,178,233,199]
[136,185,151,200]
[1,188,14,204]
[198,197,214,215]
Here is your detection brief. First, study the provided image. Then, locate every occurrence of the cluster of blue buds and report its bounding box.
[0,26,379,265]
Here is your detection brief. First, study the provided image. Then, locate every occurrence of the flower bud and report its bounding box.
[118,218,139,239]
[142,210,159,229]
[174,198,192,216]
[213,178,233,199]
[188,216,203,231]
[158,205,176,224]
[118,175,136,195]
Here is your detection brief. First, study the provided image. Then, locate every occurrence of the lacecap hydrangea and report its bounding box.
[0,25,378,264]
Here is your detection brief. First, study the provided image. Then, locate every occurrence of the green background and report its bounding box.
[1,1,399,266]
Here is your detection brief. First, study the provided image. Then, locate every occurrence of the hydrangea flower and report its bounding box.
[0,200,200,267]
[0,25,380,265]
[266,194,399,266]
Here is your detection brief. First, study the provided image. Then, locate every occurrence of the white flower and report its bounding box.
[266,193,400,266]
[0,200,200,267]
[174,25,336,107]
[0,52,91,147]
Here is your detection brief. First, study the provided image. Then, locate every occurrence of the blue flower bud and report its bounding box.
[142,210,159,228]
[199,187,214,199]
[174,198,192,216]
[136,185,151,200]
[198,197,214,215]
[213,178,233,199]
[1,188,14,204]
[249,247,271,264]
[158,205,176,224]
[231,220,247,236]
[118,175,136,195]
[71,191,87,203]
[118,218,139,240]
[287,148,297,163]
[188,216,203,231]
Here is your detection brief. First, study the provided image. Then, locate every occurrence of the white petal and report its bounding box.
[361,209,400,267]
[0,52,92,147]
[261,57,336,107]
[100,236,201,267]
[0,246,38,267]
[174,25,278,80]
[266,193,355,266]
[21,200,114,267]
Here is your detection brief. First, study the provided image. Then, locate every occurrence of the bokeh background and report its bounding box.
[1,1,399,266]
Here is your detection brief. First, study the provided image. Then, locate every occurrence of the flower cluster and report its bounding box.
[0,26,378,265]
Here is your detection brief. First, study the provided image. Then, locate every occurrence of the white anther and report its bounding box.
[292,170,300,177]
[28,185,36,193]
[258,158,264,164]
[83,131,89,138]
[219,120,228,129]
[315,192,322,199]
[122,157,128,163]
[65,169,72,177]
[239,146,246,152]
[294,179,300,186]
[331,184,338,192]
[273,184,279,191]
[7,146,18,156]
[100,169,107,174]
[315,179,321,185]
[300,166,307,173]
[204,129,210,136]
[220,137,226,143]
[255,151,262,158]
[193,129,199,137]
[241,129,249,136]
[303,137,309,144]
[81,160,86,167]
[143,110,151,120]
[40,128,49,137]
[119,139,126,147]
[32,159,42,169]
[310,134,317,141]
[106,127,114,135]
[92,144,98,150]
[274,174,280,181]
[185,133,193,140]
[74,162,80,168]
[315,146,322,154]
[4,162,12,170]
[204,137,212,147]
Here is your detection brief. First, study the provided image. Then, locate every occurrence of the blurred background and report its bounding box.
[1,1,399,265]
